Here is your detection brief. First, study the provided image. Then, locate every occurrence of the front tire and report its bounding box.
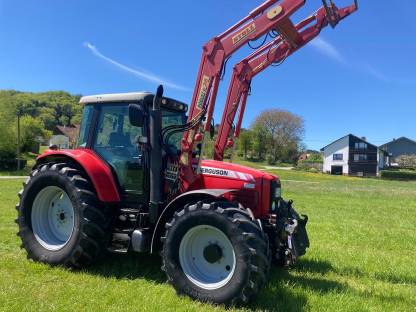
[16,163,110,268]
[161,201,270,305]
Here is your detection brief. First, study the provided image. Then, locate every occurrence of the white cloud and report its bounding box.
[310,38,397,83]
[310,37,346,64]
[361,64,389,82]
[83,42,190,92]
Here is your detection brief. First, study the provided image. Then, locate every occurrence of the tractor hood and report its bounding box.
[190,159,279,218]
[200,159,276,183]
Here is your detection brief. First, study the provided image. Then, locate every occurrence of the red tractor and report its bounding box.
[15,0,357,305]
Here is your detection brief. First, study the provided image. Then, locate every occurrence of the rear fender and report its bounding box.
[150,189,234,253]
[36,149,120,203]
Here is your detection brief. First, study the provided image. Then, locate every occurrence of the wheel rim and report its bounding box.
[179,225,236,290]
[31,186,75,251]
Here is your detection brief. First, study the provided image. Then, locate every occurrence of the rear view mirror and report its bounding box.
[129,104,145,127]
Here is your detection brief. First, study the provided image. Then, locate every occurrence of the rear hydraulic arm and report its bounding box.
[213,0,358,161]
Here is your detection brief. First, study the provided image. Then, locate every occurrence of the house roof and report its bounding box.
[380,137,416,148]
[320,134,377,151]
[55,125,80,141]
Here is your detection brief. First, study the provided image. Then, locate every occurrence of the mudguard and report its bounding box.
[150,189,234,253]
[37,149,120,203]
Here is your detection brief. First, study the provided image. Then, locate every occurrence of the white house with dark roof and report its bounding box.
[321,134,388,177]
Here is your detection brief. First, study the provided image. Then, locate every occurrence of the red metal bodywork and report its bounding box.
[214,2,357,160]
[37,149,275,218]
[192,159,277,218]
[37,149,120,202]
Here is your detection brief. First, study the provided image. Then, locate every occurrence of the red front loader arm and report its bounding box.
[180,0,308,190]
[214,1,358,161]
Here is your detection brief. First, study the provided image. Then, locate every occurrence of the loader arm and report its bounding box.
[179,0,308,190]
[214,1,358,161]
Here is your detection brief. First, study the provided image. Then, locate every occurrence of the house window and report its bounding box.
[333,154,343,161]
[355,142,368,149]
[354,154,367,161]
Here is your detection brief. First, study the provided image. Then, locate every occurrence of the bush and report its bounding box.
[380,170,416,180]
[0,158,27,170]
[267,155,276,166]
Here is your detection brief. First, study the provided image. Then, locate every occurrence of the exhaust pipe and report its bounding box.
[149,85,164,223]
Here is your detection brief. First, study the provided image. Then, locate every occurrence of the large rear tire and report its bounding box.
[16,163,111,268]
[161,201,270,305]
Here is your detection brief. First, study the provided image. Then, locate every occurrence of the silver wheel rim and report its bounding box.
[179,225,236,290]
[31,186,75,251]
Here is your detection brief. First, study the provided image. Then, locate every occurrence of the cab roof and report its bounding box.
[79,91,188,112]
[79,92,151,104]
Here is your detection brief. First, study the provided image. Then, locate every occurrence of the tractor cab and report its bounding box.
[77,92,188,205]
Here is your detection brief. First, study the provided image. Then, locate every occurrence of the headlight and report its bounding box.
[270,180,282,212]
[275,186,282,199]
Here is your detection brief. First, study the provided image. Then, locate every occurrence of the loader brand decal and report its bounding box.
[196,75,211,109]
[201,166,254,182]
[232,23,256,45]
[253,60,267,73]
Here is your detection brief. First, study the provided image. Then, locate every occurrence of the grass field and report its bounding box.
[0,170,415,311]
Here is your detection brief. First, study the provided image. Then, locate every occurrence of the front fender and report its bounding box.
[37,149,120,203]
[150,189,235,253]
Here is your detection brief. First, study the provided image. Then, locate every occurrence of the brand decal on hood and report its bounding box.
[201,166,254,182]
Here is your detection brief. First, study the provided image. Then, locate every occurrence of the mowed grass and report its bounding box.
[1,171,416,311]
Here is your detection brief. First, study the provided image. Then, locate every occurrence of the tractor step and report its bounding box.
[108,232,130,254]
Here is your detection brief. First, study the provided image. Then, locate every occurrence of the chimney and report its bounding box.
[361,137,367,142]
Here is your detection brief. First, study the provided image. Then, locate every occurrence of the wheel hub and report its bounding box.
[179,225,236,290]
[31,186,75,251]
[203,243,223,263]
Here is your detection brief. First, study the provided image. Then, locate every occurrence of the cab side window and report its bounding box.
[93,104,144,196]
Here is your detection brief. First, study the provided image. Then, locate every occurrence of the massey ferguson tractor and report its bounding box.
[15,0,357,305]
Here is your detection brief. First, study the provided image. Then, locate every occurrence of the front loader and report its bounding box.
[15,0,357,305]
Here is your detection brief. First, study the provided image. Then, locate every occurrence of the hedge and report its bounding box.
[0,159,27,171]
[380,170,416,181]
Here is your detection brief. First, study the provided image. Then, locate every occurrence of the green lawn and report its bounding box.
[1,171,415,311]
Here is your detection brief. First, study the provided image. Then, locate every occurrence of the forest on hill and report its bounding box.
[0,90,82,159]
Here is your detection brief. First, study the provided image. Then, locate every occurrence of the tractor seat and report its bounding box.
[108,132,132,148]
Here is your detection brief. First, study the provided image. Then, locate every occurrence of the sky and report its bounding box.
[0,0,415,150]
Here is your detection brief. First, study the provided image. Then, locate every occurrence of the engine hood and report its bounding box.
[200,159,277,183]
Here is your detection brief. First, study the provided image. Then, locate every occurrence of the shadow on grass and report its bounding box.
[84,253,165,283]
[85,255,347,312]
[250,259,346,312]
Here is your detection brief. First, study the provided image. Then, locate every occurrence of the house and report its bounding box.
[321,134,387,177]
[51,125,80,149]
[379,137,416,165]
[298,153,310,161]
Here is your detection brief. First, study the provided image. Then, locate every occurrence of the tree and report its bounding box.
[396,155,416,169]
[238,129,252,160]
[20,116,52,153]
[251,125,269,161]
[251,109,304,163]
[0,112,16,159]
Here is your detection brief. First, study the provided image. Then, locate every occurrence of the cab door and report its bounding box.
[92,104,145,205]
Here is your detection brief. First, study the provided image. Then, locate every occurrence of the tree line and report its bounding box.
[0,90,81,159]
[0,90,306,166]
